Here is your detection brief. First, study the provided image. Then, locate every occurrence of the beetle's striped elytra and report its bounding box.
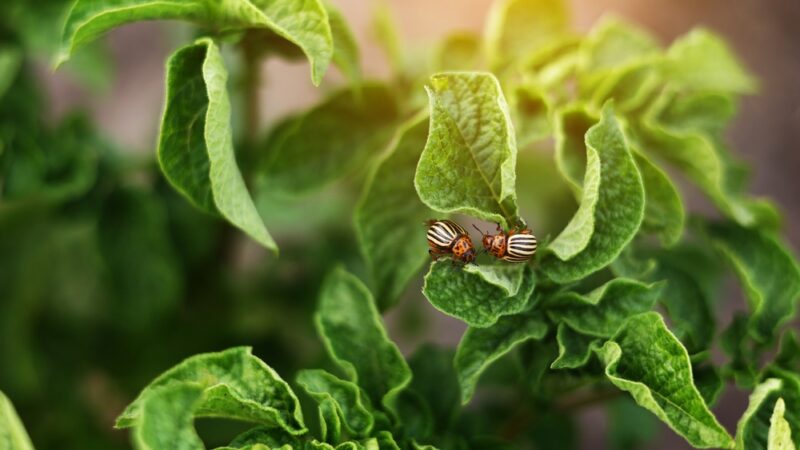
[475,223,537,263]
[426,219,476,264]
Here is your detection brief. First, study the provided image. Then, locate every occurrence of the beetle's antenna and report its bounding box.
[471,224,486,235]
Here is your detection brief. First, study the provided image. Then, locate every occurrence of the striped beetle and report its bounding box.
[426,219,477,264]
[474,222,537,263]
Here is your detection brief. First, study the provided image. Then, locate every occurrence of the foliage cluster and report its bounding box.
[0,0,798,449]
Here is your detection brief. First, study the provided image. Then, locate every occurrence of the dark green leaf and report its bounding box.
[258,83,398,195]
[158,39,276,251]
[59,0,333,84]
[116,347,305,435]
[415,72,520,227]
[774,330,800,373]
[295,369,374,437]
[707,222,800,343]
[454,309,548,403]
[596,312,734,448]
[545,278,663,338]
[407,345,460,431]
[355,118,431,309]
[720,313,758,389]
[649,245,719,354]
[551,323,596,370]
[422,262,535,328]
[318,398,341,444]
[608,397,659,450]
[315,267,411,415]
[693,363,723,407]
[98,187,182,331]
[541,104,645,283]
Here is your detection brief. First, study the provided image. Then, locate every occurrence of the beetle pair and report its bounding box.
[426,219,537,265]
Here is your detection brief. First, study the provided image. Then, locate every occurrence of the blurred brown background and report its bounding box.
[37,0,800,448]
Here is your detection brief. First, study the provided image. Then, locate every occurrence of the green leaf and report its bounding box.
[596,312,734,449]
[693,363,724,407]
[579,17,660,74]
[132,383,204,450]
[454,309,548,403]
[707,222,800,343]
[0,390,34,450]
[551,323,596,370]
[394,390,433,440]
[634,151,684,246]
[545,278,663,338]
[371,2,403,76]
[0,45,22,101]
[407,345,460,431]
[608,397,659,450]
[116,347,305,435]
[258,83,398,195]
[664,28,757,94]
[98,187,182,331]
[355,117,431,309]
[485,0,568,69]
[295,369,374,437]
[640,89,777,227]
[422,261,536,328]
[318,398,342,444]
[649,245,720,354]
[375,431,401,450]
[541,104,645,283]
[58,0,333,85]
[774,330,800,373]
[325,2,360,86]
[735,377,800,450]
[769,399,795,450]
[158,39,276,251]
[415,72,520,227]
[720,313,758,389]
[315,267,411,415]
[512,83,552,147]
[228,426,302,449]
[434,32,481,71]
[553,104,596,195]
[577,17,660,95]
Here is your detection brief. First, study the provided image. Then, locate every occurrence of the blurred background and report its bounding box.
[2,0,799,449]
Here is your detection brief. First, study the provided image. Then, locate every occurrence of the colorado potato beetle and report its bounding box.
[474,223,537,263]
[426,219,477,264]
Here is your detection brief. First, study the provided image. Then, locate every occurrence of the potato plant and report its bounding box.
[0,0,798,449]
